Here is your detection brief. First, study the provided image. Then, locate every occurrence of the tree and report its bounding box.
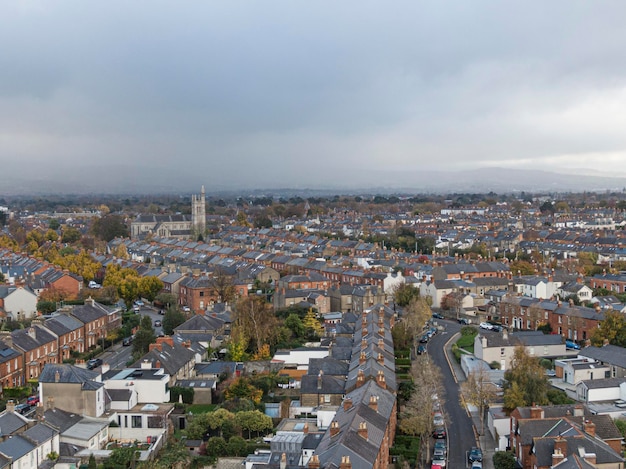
[302,307,323,339]
[206,408,237,438]
[285,313,305,338]
[91,214,129,241]
[132,316,155,359]
[509,260,535,276]
[232,296,278,354]
[138,276,164,302]
[224,377,263,404]
[205,436,227,458]
[403,297,432,338]
[234,410,273,439]
[503,346,549,410]
[493,451,517,469]
[211,267,236,303]
[591,309,626,347]
[48,219,60,230]
[162,308,186,335]
[88,454,96,469]
[399,356,444,462]
[227,436,249,456]
[393,283,420,307]
[61,226,82,244]
[461,368,496,435]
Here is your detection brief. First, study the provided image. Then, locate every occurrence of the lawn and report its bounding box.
[187,404,217,414]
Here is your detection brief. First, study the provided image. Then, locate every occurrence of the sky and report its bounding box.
[3,1,626,192]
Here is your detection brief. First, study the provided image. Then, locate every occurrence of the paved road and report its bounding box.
[427,319,476,468]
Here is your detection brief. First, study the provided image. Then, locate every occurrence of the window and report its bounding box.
[148,416,163,428]
[132,416,142,428]
[324,394,331,403]
[500,348,505,356]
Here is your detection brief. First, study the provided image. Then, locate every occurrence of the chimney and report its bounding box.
[141,359,152,370]
[378,338,384,349]
[343,398,353,411]
[54,370,60,383]
[101,363,110,374]
[552,446,565,466]
[0,330,13,348]
[583,419,596,437]
[280,453,287,469]
[149,343,161,352]
[317,371,323,390]
[583,452,597,465]
[369,395,379,412]
[502,327,508,340]
[46,396,55,410]
[303,423,309,434]
[553,435,567,460]
[573,404,584,417]
[361,338,367,350]
[6,400,16,413]
[28,327,37,340]
[377,353,384,365]
[85,296,95,307]
[307,455,320,469]
[376,370,386,389]
[155,360,161,369]
[359,351,366,365]
[330,420,340,437]
[339,455,352,469]
[358,421,368,440]
[530,404,544,419]
[378,327,385,336]
[603,339,609,347]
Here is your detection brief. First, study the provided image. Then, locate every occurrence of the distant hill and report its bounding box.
[2,165,626,195]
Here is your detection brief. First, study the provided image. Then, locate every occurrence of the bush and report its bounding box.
[205,437,227,458]
[493,451,516,469]
[227,436,248,456]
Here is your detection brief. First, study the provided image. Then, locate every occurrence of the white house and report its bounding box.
[514,276,562,299]
[554,358,611,386]
[0,286,38,321]
[384,271,405,295]
[576,378,626,403]
[272,347,329,370]
[103,366,171,404]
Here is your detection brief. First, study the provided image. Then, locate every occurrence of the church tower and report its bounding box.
[191,185,206,239]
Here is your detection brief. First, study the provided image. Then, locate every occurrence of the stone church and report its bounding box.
[130,186,206,240]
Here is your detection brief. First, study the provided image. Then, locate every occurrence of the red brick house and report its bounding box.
[44,313,86,360]
[0,333,25,389]
[10,323,58,381]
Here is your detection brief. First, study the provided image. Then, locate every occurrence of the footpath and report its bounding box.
[443,333,496,469]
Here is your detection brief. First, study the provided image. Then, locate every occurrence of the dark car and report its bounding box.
[15,403,31,415]
[122,337,133,346]
[419,335,429,343]
[458,318,470,325]
[417,345,427,355]
[87,358,103,370]
[432,426,447,439]
[432,312,444,320]
[469,447,483,463]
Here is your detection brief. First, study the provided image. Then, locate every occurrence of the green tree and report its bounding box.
[393,283,420,307]
[132,316,155,359]
[503,346,549,410]
[61,226,82,244]
[162,308,186,335]
[509,260,535,276]
[234,410,273,439]
[206,436,227,458]
[49,219,60,230]
[37,300,57,315]
[88,453,96,469]
[91,214,129,241]
[493,451,516,469]
[206,408,237,438]
[285,313,305,338]
[226,436,248,456]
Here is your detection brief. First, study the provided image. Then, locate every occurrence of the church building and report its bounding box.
[130,186,206,240]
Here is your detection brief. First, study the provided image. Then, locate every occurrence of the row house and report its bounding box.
[499,296,604,341]
[432,261,510,281]
[276,274,330,291]
[69,299,110,350]
[589,273,626,294]
[509,404,623,469]
[36,267,83,299]
[44,313,86,361]
[178,276,221,312]
[0,336,24,388]
[10,323,58,380]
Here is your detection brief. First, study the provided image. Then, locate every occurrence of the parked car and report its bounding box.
[433,412,444,427]
[417,345,427,355]
[122,336,133,346]
[134,300,144,307]
[565,339,581,350]
[479,322,493,330]
[15,403,31,415]
[26,395,39,406]
[419,335,430,343]
[88,281,101,289]
[471,462,482,469]
[432,312,444,320]
[87,358,103,370]
[469,447,483,463]
[133,305,140,312]
[432,426,446,439]
[458,318,470,325]
[432,456,446,468]
[182,306,191,312]
[154,320,162,327]
[434,440,447,455]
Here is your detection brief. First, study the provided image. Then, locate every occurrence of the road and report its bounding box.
[100,306,164,370]
[426,319,476,468]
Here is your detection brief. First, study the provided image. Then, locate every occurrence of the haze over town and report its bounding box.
[3,2,626,193]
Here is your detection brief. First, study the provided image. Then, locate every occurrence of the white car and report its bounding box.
[433,412,444,427]
[479,322,493,330]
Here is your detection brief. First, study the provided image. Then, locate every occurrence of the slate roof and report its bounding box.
[0,435,35,460]
[174,314,224,333]
[533,435,624,467]
[0,410,29,437]
[0,342,21,364]
[579,345,626,370]
[131,340,195,376]
[307,357,349,377]
[69,302,109,324]
[39,364,101,384]
[11,325,57,352]
[300,374,346,395]
[44,314,84,336]
[42,408,84,433]
[22,422,58,444]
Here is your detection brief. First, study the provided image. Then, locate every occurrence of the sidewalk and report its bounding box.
[443,333,496,469]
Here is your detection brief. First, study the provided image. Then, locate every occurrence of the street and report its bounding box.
[426,319,477,468]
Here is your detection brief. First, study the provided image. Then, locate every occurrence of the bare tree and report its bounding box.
[461,368,497,435]
[399,356,445,465]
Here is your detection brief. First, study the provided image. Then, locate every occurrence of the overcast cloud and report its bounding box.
[2,1,626,192]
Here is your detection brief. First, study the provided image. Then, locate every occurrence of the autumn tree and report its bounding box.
[132,315,155,360]
[225,377,263,404]
[232,296,278,355]
[61,226,82,244]
[91,214,129,242]
[302,308,323,339]
[138,276,164,302]
[211,267,236,303]
[503,346,549,410]
[399,356,444,462]
[591,309,626,347]
[402,297,432,338]
[509,260,535,276]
